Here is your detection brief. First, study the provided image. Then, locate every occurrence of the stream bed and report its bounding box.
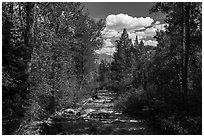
[42,90,160,135]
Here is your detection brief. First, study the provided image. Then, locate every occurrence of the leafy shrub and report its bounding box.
[114,88,149,115]
[157,114,202,135]
[159,114,188,134]
[184,116,202,134]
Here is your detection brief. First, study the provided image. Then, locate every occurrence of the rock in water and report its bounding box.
[64,108,77,115]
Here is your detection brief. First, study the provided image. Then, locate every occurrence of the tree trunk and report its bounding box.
[182,2,190,107]
[25,3,35,60]
[25,3,35,78]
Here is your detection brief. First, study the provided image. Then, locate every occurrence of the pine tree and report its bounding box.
[150,2,202,107]
[111,28,133,86]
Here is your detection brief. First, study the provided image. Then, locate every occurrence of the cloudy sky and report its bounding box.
[82,2,166,55]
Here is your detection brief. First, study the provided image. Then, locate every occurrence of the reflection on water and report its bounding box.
[44,90,159,135]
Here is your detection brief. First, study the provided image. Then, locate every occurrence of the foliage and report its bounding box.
[2,2,34,134]
[2,2,105,134]
[111,28,133,83]
[106,2,202,135]
[2,2,201,135]
[98,59,111,89]
[114,88,149,116]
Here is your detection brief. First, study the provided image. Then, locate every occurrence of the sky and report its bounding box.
[82,2,166,55]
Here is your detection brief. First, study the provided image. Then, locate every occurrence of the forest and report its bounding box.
[2,2,202,135]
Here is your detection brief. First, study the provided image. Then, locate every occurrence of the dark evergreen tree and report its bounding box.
[111,28,133,84]
[150,2,202,107]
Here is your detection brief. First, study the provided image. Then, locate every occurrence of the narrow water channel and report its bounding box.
[43,90,160,135]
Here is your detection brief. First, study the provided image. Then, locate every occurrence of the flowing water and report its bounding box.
[43,90,160,135]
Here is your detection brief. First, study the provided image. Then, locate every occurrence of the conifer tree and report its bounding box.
[111,28,133,85]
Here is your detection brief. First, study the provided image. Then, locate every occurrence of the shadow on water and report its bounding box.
[42,90,161,135]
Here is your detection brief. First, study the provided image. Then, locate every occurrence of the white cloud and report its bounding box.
[143,40,158,46]
[128,32,139,43]
[144,27,157,36]
[128,32,136,41]
[102,28,120,38]
[106,13,154,31]
[136,27,157,37]
[95,46,116,55]
[153,23,167,31]
[155,21,160,25]
[95,38,116,55]
[135,23,167,40]
[102,13,160,41]
[98,13,167,55]
[103,38,114,47]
